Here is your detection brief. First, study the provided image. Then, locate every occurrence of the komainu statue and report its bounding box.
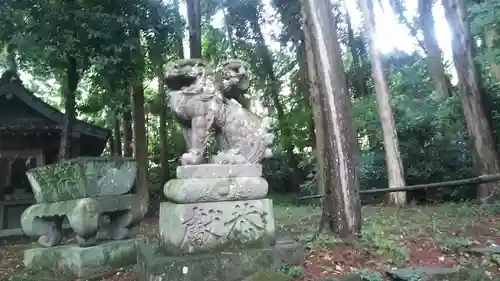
[164,59,274,165]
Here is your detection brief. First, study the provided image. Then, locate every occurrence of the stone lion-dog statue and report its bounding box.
[163,58,274,165]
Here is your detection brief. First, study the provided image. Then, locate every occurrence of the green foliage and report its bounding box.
[4,0,500,202]
[277,265,304,278]
[356,268,385,281]
[437,236,473,253]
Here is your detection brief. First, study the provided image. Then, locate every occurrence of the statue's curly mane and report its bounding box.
[163,58,274,165]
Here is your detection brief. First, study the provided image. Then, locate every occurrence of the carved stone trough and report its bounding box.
[21,157,142,247]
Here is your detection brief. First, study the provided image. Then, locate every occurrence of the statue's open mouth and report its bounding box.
[164,74,197,91]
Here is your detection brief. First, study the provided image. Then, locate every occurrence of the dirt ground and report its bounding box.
[2,202,500,281]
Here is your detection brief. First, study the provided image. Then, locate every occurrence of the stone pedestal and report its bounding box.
[159,199,276,254]
[136,164,304,281]
[136,238,303,281]
[24,239,139,278]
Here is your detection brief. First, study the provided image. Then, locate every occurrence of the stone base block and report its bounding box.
[164,177,268,203]
[176,164,262,179]
[23,239,139,278]
[159,199,275,254]
[136,238,304,281]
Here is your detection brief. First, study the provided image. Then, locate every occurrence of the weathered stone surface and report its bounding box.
[164,59,273,166]
[242,271,293,281]
[164,177,268,203]
[136,238,304,281]
[21,194,143,247]
[26,157,136,203]
[387,267,489,281]
[176,164,262,179]
[24,239,139,278]
[159,199,275,254]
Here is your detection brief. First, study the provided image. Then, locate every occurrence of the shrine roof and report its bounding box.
[0,70,110,140]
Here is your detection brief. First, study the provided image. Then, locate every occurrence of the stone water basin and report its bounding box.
[26,157,136,203]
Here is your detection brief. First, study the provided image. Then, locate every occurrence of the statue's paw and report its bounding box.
[181,152,203,165]
[212,151,247,164]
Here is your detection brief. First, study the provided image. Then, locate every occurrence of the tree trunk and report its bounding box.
[484,29,500,81]
[5,44,17,73]
[220,0,236,58]
[157,69,169,185]
[249,17,302,193]
[173,0,185,59]
[346,8,367,98]
[112,110,122,156]
[297,41,316,149]
[419,0,451,98]
[122,109,133,157]
[128,23,149,216]
[302,0,362,236]
[108,131,115,155]
[360,0,407,206]
[443,0,500,202]
[58,55,79,160]
[303,21,334,231]
[187,0,202,58]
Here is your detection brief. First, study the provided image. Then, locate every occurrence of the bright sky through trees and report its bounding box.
[177,0,453,58]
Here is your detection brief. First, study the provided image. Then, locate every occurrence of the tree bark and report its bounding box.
[419,0,451,98]
[173,0,184,59]
[187,0,202,58]
[58,55,79,160]
[302,0,362,236]
[297,41,316,150]
[122,109,133,157]
[361,0,407,205]
[5,44,17,73]
[112,110,122,156]
[303,19,334,231]
[157,68,168,185]
[443,0,500,202]
[129,25,149,215]
[346,8,368,98]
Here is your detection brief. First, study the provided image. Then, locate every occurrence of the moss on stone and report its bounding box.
[27,157,136,203]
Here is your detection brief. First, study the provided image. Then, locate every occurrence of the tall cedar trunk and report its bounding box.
[173,0,185,59]
[158,69,168,185]
[187,0,202,58]
[247,15,302,192]
[122,109,133,157]
[108,133,115,155]
[419,0,451,98]
[302,0,362,236]
[5,44,17,72]
[346,9,367,98]
[484,29,500,81]
[443,0,500,202]
[59,55,79,160]
[361,0,407,205]
[220,0,236,58]
[297,42,316,149]
[303,21,334,231]
[129,24,149,215]
[112,110,122,156]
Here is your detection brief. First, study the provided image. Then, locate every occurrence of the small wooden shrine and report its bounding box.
[0,70,110,236]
